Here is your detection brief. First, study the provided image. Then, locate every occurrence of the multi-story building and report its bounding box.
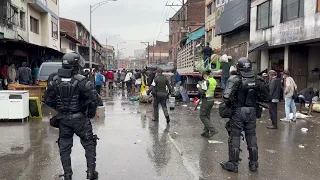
[0,0,62,67]
[250,0,320,90]
[169,0,205,64]
[148,41,170,65]
[102,45,115,68]
[134,49,145,59]
[60,30,80,53]
[60,18,105,67]
[27,0,60,51]
[205,0,221,50]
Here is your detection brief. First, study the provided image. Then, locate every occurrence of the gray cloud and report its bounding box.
[59,0,177,56]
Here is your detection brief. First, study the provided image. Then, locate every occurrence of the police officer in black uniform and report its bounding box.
[147,68,172,123]
[220,57,269,173]
[44,52,99,180]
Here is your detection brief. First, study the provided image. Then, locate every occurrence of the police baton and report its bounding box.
[194,99,202,110]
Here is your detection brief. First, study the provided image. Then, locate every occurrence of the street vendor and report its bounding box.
[297,87,319,116]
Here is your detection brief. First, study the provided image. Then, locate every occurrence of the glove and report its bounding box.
[88,109,96,118]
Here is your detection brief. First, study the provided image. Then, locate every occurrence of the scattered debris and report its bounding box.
[298,144,305,148]
[173,132,178,135]
[265,149,277,153]
[183,105,188,107]
[208,140,223,144]
[301,128,308,132]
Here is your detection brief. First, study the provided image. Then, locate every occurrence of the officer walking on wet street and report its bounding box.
[44,52,99,180]
[219,57,269,173]
[198,70,218,138]
[147,68,172,123]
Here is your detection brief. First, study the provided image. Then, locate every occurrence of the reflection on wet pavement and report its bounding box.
[1,90,320,180]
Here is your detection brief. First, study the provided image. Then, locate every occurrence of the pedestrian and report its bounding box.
[219,57,269,173]
[147,68,172,123]
[134,69,142,93]
[18,62,32,85]
[267,70,281,129]
[220,55,232,89]
[124,70,133,94]
[201,42,213,68]
[94,69,104,95]
[43,52,99,180]
[281,70,297,122]
[172,68,182,96]
[297,87,319,116]
[120,69,126,90]
[197,70,218,138]
[106,70,114,90]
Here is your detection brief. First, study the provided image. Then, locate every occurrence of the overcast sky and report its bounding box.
[60,0,179,57]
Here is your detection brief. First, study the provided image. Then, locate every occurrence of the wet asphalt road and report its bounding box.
[1,89,320,180]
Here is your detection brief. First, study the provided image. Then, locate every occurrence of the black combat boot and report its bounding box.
[64,173,72,180]
[220,161,238,173]
[249,161,259,172]
[87,169,99,180]
[165,116,170,124]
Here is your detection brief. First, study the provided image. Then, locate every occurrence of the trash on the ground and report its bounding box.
[189,98,194,101]
[129,96,140,101]
[282,113,312,120]
[301,128,308,132]
[298,144,305,148]
[265,149,277,153]
[259,121,267,123]
[197,107,200,109]
[208,140,223,144]
[173,132,178,135]
[183,105,188,107]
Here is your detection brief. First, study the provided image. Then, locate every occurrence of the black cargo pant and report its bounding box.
[153,95,169,121]
[268,102,278,127]
[58,114,97,175]
[228,107,258,164]
[200,98,216,133]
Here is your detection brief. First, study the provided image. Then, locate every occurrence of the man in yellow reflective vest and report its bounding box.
[198,70,218,138]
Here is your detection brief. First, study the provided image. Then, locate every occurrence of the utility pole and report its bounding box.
[106,38,108,68]
[141,41,150,66]
[152,41,155,65]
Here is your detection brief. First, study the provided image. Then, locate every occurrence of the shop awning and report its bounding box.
[248,42,268,53]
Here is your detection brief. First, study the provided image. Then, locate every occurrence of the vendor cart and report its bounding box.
[8,84,46,102]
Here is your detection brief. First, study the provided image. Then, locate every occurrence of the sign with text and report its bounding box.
[215,0,250,35]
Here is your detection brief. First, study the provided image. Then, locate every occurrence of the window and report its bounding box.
[69,42,75,51]
[30,16,39,34]
[207,30,212,42]
[20,11,26,30]
[281,0,304,22]
[207,3,212,16]
[257,1,272,29]
[8,5,18,25]
[52,0,57,4]
[51,16,58,39]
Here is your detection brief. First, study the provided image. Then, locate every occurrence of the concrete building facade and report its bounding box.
[148,41,170,65]
[169,0,205,64]
[205,0,221,49]
[250,0,320,89]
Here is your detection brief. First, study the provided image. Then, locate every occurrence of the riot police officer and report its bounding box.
[44,52,99,180]
[220,57,269,173]
[147,68,172,123]
[198,70,218,138]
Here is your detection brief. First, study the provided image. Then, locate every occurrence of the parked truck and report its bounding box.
[176,38,223,97]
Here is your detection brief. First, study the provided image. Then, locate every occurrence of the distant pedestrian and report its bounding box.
[120,69,127,90]
[124,70,133,94]
[281,70,297,122]
[94,69,104,95]
[267,70,281,129]
[106,70,114,90]
[18,62,32,85]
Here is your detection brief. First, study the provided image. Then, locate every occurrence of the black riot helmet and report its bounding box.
[62,52,85,70]
[236,57,252,72]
